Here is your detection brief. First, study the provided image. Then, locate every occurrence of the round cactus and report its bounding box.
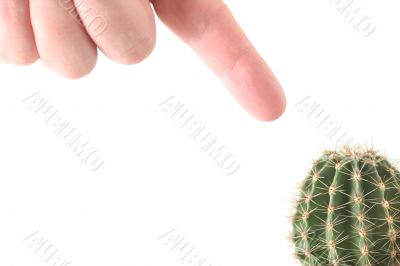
[291,147,400,266]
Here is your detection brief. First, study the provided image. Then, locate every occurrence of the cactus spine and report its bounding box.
[291,148,400,266]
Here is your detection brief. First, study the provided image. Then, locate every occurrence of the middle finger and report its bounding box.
[30,0,98,79]
[74,0,156,64]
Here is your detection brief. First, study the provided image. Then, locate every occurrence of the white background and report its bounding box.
[1,0,400,265]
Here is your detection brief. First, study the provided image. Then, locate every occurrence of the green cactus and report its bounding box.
[291,147,400,266]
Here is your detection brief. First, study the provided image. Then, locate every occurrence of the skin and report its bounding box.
[0,0,286,121]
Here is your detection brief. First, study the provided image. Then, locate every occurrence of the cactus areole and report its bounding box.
[292,148,400,266]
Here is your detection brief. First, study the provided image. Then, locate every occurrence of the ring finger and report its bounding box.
[74,0,156,64]
[30,0,98,78]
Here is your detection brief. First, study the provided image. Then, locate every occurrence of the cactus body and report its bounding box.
[292,148,400,266]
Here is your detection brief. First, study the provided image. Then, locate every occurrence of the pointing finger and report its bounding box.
[151,0,286,121]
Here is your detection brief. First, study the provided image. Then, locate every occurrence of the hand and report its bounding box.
[0,0,286,121]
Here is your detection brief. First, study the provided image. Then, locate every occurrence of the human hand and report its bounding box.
[0,0,286,121]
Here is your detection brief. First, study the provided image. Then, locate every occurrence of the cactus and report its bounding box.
[291,147,400,266]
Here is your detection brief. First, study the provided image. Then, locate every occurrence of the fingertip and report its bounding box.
[221,49,286,122]
[104,34,156,65]
[253,87,286,122]
[47,53,98,80]
[0,50,39,65]
[234,80,286,122]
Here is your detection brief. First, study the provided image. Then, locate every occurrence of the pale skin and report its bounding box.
[0,0,286,121]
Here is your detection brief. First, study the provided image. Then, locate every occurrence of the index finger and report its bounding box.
[151,0,286,121]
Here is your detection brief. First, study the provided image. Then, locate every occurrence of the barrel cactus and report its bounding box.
[291,147,400,266]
